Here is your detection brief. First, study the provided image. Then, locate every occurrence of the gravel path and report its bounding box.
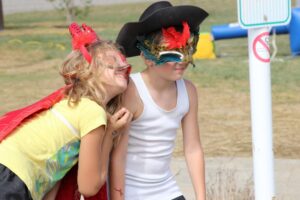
[172,157,300,200]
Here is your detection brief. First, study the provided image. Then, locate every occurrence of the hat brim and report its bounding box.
[116,5,209,57]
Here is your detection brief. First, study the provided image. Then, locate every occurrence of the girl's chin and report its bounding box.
[117,81,128,91]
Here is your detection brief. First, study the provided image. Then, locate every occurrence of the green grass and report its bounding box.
[1,0,299,106]
[0,0,299,101]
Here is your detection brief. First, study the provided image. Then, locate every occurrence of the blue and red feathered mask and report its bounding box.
[136,21,198,65]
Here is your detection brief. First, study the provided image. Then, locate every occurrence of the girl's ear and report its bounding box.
[140,52,155,68]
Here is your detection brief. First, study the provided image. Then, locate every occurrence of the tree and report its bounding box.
[0,0,4,31]
[46,0,92,24]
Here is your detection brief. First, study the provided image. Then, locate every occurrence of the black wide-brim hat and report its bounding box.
[116,1,209,57]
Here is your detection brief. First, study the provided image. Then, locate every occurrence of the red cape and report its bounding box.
[0,87,66,141]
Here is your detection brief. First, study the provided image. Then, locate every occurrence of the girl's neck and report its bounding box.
[103,93,115,106]
[141,70,175,92]
[102,98,109,107]
[102,83,121,106]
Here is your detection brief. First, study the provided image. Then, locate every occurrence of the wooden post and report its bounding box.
[0,0,4,31]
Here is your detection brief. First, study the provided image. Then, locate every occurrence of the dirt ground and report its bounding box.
[174,86,300,159]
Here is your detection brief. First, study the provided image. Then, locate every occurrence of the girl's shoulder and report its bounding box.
[182,79,197,92]
[78,97,100,106]
[55,97,105,115]
[75,98,105,114]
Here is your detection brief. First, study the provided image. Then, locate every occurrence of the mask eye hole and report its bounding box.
[158,51,184,61]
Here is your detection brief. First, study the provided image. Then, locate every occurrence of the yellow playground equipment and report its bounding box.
[193,32,216,59]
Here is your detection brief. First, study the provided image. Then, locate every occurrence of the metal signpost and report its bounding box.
[237,0,291,199]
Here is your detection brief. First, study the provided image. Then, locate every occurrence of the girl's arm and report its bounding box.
[78,125,110,197]
[182,80,206,200]
[78,108,132,197]
[110,80,139,200]
[109,129,129,200]
[42,181,61,200]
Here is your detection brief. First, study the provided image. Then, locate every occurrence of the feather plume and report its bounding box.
[68,22,99,63]
[162,21,190,49]
[69,23,98,50]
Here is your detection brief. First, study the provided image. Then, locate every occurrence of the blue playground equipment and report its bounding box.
[211,8,300,56]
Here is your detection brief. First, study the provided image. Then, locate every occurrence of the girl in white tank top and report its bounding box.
[110,1,208,200]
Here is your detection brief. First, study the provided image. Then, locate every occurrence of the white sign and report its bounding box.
[238,0,292,29]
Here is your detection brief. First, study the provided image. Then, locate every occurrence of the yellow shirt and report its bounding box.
[0,98,106,200]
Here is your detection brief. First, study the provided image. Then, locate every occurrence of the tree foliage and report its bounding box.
[46,0,92,24]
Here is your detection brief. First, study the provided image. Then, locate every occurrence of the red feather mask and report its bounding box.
[162,21,191,50]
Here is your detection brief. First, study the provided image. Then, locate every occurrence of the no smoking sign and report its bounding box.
[253,32,270,63]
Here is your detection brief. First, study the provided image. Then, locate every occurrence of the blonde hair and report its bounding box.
[59,40,122,114]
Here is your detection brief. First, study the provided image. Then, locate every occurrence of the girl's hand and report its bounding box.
[107,108,132,134]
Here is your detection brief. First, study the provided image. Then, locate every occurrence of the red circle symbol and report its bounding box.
[253,32,270,63]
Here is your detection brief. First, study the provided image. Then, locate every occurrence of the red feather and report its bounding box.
[69,23,98,50]
[68,22,99,63]
[162,21,190,49]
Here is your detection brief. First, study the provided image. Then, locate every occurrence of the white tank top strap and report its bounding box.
[130,73,153,104]
[50,108,79,137]
[176,78,189,115]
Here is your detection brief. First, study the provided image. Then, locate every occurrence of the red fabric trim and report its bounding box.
[56,164,107,200]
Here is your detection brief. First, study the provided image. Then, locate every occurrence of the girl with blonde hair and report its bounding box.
[0,22,132,200]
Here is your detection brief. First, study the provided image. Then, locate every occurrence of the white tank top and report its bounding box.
[125,73,189,200]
